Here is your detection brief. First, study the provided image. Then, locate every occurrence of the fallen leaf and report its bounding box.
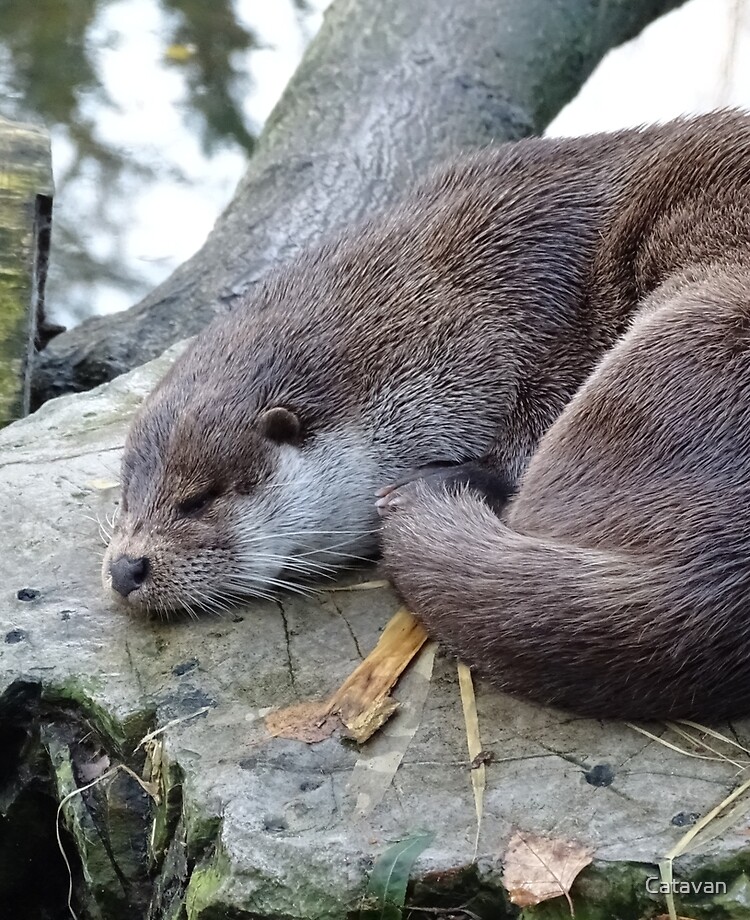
[359,833,434,920]
[503,829,593,913]
[85,478,120,491]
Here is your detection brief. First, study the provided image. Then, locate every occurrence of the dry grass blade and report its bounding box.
[677,720,750,758]
[666,775,750,861]
[56,707,208,918]
[665,722,750,771]
[134,706,211,752]
[57,764,161,919]
[349,641,437,818]
[625,723,738,763]
[627,720,750,920]
[325,579,390,592]
[57,765,120,920]
[658,775,750,920]
[457,662,484,860]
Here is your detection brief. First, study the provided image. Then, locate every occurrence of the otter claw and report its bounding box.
[375,490,408,517]
[377,463,515,518]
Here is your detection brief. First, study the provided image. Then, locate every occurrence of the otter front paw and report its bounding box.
[375,464,461,516]
[376,463,514,517]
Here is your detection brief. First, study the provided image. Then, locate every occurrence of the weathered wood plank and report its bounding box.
[0,115,52,426]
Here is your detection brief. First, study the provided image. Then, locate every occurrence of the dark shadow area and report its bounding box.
[0,681,155,919]
[0,685,83,920]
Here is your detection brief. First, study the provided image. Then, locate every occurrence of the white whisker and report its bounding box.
[235,528,377,543]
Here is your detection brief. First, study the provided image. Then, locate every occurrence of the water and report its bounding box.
[0,0,328,328]
[0,0,745,330]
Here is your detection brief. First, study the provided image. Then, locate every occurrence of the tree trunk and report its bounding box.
[32,0,687,405]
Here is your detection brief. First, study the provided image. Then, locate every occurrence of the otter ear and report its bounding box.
[258,406,301,444]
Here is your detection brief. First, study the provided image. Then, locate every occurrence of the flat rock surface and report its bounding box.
[2,347,749,918]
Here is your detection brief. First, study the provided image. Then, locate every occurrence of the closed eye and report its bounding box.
[176,487,220,518]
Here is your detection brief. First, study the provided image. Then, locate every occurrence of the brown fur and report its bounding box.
[106,117,678,613]
[382,114,750,721]
[106,112,750,722]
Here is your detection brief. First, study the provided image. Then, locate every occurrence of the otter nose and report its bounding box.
[109,555,150,597]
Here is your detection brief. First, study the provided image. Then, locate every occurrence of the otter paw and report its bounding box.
[376,464,460,516]
[375,477,425,517]
[376,463,514,517]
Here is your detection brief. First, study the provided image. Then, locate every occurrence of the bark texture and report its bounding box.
[33,0,687,404]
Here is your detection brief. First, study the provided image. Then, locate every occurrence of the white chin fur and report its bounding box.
[230,429,384,595]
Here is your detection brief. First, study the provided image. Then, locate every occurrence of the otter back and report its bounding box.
[382,111,750,721]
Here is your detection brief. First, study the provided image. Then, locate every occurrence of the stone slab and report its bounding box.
[2,346,750,919]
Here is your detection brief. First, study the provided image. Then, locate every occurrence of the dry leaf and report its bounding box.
[265,608,428,743]
[142,736,164,807]
[85,478,120,490]
[503,829,593,912]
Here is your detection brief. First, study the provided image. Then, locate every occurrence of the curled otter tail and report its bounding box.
[381,483,739,720]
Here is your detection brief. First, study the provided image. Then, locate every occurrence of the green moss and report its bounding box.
[714,872,750,915]
[517,857,750,920]
[43,714,153,920]
[184,798,222,863]
[0,119,51,427]
[41,679,130,751]
[151,759,186,867]
[39,678,156,756]
[185,847,230,920]
[0,267,31,425]
[45,734,111,918]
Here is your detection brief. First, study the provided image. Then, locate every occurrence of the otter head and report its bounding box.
[101,359,381,617]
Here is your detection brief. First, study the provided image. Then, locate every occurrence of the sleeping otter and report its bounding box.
[104,110,750,719]
[381,115,750,720]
